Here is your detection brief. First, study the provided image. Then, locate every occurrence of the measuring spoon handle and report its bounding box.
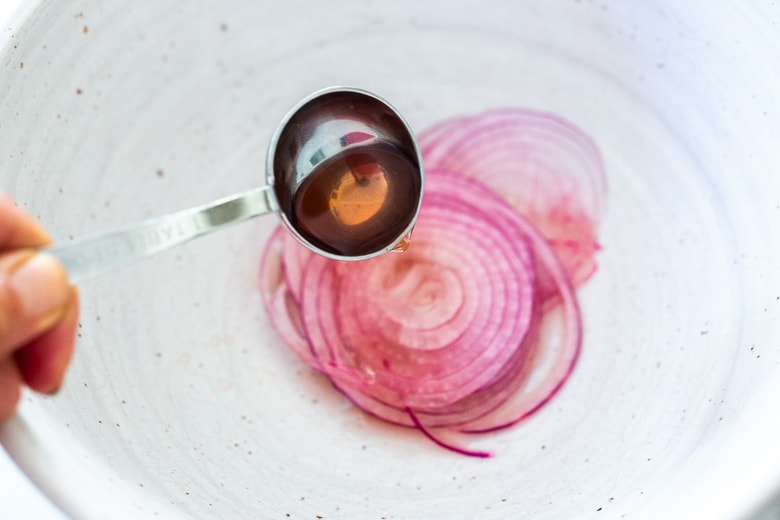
[46,186,275,284]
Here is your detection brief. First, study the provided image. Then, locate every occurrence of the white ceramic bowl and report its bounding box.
[2,1,780,519]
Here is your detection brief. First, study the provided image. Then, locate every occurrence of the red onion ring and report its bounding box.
[419,109,606,288]
[259,109,604,457]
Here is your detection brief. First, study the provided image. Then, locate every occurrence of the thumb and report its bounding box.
[0,251,70,356]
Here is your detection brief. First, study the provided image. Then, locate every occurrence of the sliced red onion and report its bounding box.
[259,110,605,456]
[419,109,606,287]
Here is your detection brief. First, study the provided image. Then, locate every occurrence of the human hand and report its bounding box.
[0,191,79,423]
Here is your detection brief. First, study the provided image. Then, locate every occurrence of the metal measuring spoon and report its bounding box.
[47,87,424,283]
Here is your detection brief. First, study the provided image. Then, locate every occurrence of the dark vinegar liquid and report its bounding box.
[292,142,422,257]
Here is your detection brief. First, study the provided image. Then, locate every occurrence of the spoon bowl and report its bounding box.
[269,87,423,259]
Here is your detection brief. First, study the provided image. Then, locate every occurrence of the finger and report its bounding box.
[0,357,23,424]
[15,286,79,394]
[0,191,51,249]
[0,251,70,357]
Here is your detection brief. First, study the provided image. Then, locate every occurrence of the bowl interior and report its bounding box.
[2,2,780,519]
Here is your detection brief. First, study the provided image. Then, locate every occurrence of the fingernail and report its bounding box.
[9,253,69,322]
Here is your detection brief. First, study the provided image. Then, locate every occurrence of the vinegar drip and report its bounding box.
[292,142,421,257]
[392,232,412,252]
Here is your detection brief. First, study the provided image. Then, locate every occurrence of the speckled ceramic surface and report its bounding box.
[1,2,780,519]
